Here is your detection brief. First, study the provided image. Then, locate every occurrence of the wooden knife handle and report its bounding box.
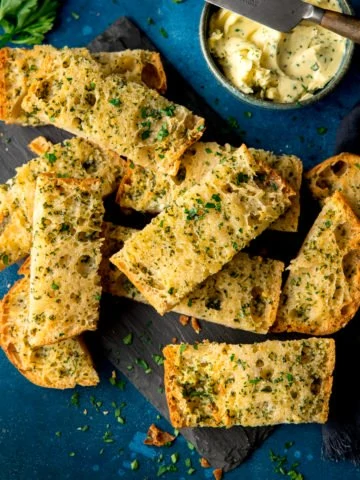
[321,11,360,44]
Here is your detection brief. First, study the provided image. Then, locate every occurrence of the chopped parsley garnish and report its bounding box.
[152,354,164,366]
[180,344,187,354]
[131,459,139,470]
[123,333,133,345]
[159,27,168,38]
[109,98,121,107]
[70,392,80,407]
[317,126,328,135]
[51,281,59,290]
[45,152,57,164]
[157,124,169,141]
[136,358,152,374]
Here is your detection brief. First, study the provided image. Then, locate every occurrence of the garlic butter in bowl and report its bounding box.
[200,0,354,108]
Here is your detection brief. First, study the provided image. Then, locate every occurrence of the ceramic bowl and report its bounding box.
[199,2,355,110]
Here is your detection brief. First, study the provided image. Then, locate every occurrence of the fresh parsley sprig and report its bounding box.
[0,0,59,48]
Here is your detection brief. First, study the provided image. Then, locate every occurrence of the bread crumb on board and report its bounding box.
[179,314,190,326]
[144,424,175,447]
[200,457,211,468]
[191,317,201,334]
[213,468,223,480]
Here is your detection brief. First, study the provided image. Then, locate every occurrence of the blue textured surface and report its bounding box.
[1,1,360,479]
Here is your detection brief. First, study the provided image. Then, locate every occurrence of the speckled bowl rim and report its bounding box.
[199,1,355,110]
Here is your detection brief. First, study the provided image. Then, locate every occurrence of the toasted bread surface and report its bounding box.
[110,145,294,314]
[0,136,124,271]
[28,175,104,347]
[101,223,284,333]
[273,192,360,335]
[306,152,360,217]
[20,48,204,175]
[163,339,335,428]
[0,46,167,124]
[117,144,302,232]
[0,274,99,388]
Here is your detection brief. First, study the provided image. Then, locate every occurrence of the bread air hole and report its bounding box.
[58,255,70,269]
[334,223,349,250]
[331,160,348,177]
[76,255,95,277]
[310,377,322,395]
[342,250,359,282]
[82,157,98,174]
[300,345,312,364]
[142,63,162,91]
[256,359,264,368]
[290,390,298,399]
[260,368,273,380]
[85,93,96,107]
[250,287,266,317]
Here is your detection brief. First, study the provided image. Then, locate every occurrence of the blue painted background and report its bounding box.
[1,1,360,479]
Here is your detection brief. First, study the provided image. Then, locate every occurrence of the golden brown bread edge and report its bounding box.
[272,191,360,335]
[163,339,335,428]
[306,152,360,217]
[0,46,167,123]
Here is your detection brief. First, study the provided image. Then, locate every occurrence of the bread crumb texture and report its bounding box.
[20,47,204,175]
[118,143,302,232]
[101,223,284,334]
[110,145,293,315]
[274,191,360,335]
[0,274,99,388]
[28,175,104,347]
[163,338,335,428]
[0,136,124,271]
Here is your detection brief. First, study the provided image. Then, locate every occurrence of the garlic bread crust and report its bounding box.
[250,149,303,232]
[0,46,167,124]
[28,175,104,347]
[163,339,335,428]
[273,192,360,335]
[117,143,303,232]
[0,137,125,271]
[0,274,99,388]
[20,48,204,175]
[111,145,294,315]
[306,152,360,217]
[101,223,284,334]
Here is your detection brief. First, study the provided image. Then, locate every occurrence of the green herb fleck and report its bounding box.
[51,281,59,290]
[180,344,187,354]
[136,358,152,374]
[71,11,80,20]
[317,127,328,135]
[159,27,168,38]
[109,98,121,107]
[45,152,57,164]
[157,124,169,141]
[152,354,164,366]
[131,459,139,471]
[123,333,133,345]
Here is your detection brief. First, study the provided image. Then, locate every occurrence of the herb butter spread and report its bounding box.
[208,0,347,103]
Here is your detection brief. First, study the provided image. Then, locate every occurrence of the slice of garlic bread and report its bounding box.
[306,152,360,217]
[21,48,204,175]
[273,191,360,335]
[101,222,284,334]
[0,274,99,388]
[0,136,124,271]
[28,175,104,347]
[110,145,294,315]
[0,46,167,124]
[163,339,335,428]
[117,143,303,232]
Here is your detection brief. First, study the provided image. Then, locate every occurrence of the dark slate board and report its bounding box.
[0,17,288,472]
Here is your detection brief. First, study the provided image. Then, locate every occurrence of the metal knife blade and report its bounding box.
[206,0,322,32]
